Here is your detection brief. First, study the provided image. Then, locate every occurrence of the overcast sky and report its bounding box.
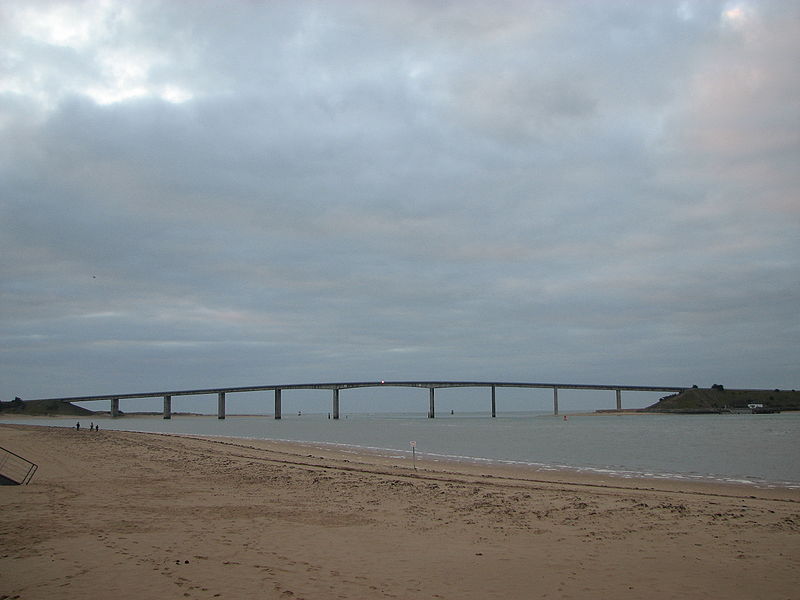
[1,0,798,412]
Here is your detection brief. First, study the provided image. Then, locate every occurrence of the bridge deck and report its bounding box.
[30,380,689,404]
[24,381,776,420]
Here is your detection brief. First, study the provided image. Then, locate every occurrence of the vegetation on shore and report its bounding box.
[647,387,800,413]
[0,398,95,416]
[0,398,206,417]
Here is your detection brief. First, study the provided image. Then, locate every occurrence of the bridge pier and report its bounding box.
[491,386,496,418]
[217,392,225,419]
[553,388,559,416]
[615,389,622,411]
[163,395,171,419]
[111,398,119,418]
[274,389,281,420]
[332,389,340,420]
[428,388,435,418]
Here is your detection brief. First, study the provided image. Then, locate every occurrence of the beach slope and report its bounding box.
[1,424,797,599]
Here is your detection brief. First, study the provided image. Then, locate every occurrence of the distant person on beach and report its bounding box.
[95,424,99,431]
[90,422,94,430]
[76,422,80,431]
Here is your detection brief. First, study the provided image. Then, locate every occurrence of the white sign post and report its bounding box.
[410,441,416,470]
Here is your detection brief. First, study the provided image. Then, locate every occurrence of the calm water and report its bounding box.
[3,411,799,488]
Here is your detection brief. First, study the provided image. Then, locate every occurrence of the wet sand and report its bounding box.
[1,423,798,599]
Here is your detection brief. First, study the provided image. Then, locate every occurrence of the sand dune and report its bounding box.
[1,424,797,599]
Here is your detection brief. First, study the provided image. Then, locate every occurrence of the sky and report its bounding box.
[1,0,798,413]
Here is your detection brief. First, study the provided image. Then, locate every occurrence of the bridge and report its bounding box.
[30,381,689,419]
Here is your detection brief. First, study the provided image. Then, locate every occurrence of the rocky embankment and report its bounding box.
[0,398,94,416]
[647,387,800,413]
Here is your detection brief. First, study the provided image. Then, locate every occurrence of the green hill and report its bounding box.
[0,398,95,416]
[647,387,800,413]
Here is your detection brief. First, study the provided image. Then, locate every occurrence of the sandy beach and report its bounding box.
[1,424,798,599]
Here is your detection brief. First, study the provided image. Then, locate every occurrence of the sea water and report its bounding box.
[3,411,799,488]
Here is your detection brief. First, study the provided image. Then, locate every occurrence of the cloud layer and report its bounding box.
[1,0,798,410]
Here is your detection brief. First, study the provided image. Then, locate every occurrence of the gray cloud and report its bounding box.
[1,0,798,409]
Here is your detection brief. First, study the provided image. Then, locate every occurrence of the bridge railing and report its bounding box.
[0,446,38,485]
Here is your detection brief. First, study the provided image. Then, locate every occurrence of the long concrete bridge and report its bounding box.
[34,381,689,419]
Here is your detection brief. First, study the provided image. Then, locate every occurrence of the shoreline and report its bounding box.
[4,422,799,500]
[1,423,798,598]
[173,432,800,502]
[209,434,800,493]
[3,418,799,491]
